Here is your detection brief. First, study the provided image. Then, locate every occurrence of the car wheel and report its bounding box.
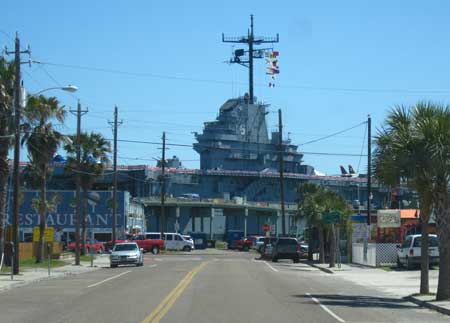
[110,264,118,268]
[152,246,160,255]
[272,257,278,262]
[183,246,191,252]
[293,257,300,263]
[243,245,249,252]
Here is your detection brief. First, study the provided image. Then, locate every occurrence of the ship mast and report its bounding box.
[222,15,279,104]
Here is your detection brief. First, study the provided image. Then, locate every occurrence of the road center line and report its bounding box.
[142,261,208,323]
[87,270,131,288]
[306,293,346,323]
[263,261,279,272]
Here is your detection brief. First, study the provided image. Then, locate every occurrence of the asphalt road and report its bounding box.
[0,251,448,323]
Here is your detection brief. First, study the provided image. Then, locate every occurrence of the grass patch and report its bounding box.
[379,266,393,272]
[215,241,227,250]
[80,255,96,262]
[411,292,436,297]
[1,257,66,272]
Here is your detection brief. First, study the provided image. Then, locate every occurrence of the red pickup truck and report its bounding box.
[236,239,253,251]
[104,234,164,254]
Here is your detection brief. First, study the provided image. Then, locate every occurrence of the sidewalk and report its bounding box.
[306,261,450,316]
[0,255,110,293]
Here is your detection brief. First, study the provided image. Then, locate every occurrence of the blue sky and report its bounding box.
[3,0,450,175]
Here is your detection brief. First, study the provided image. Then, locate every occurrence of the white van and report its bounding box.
[144,232,195,251]
[165,233,195,251]
[397,234,439,269]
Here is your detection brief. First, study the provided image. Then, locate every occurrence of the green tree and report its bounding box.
[298,183,351,267]
[0,57,14,263]
[418,105,450,300]
[373,104,434,294]
[374,102,450,300]
[64,132,110,254]
[21,95,67,263]
[316,189,352,268]
[297,183,324,262]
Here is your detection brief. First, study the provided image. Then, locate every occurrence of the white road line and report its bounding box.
[306,293,346,323]
[263,261,279,272]
[148,264,157,268]
[87,270,131,288]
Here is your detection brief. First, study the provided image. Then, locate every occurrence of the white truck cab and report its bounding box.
[397,234,439,269]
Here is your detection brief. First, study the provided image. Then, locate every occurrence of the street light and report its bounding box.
[11,84,78,274]
[30,85,79,97]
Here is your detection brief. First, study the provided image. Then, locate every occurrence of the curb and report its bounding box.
[0,264,103,294]
[305,262,334,274]
[404,295,450,317]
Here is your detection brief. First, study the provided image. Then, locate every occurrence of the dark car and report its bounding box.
[271,237,300,263]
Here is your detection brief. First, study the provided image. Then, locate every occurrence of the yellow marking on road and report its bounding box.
[142,261,208,323]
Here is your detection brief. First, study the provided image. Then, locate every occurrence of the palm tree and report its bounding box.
[0,57,14,264]
[21,95,67,263]
[297,183,327,263]
[373,104,434,294]
[64,132,110,255]
[316,189,352,268]
[417,104,450,300]
[374,103,450,300]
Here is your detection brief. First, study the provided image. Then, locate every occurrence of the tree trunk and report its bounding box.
[81,189,87,255]
[307,224,313,261]
[420,221,429,294]
[0,122,10,265]
[434,181,450,301]
[36,166,47,263]
[329,224,336,267]
[318,227,325,264]
[0,167,7,266]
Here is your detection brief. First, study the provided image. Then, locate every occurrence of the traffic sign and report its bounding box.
[323,212,341,225]
[33,227,54,242]
[262,223,270,232]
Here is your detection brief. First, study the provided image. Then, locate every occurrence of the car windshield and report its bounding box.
[413,236,439,247]
[277,239,297,245]
[114,244,137,251]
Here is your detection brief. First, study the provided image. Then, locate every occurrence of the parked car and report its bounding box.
[235,238,253,251]
[397,234,439,269]
[164,233,195,251]
[110,242,144,268]
[146,232,195,251]
[298,243,309,258]
[254,236,266,252]
[225,230,245,249]
[271,237,300,263]
[67,239,104,253]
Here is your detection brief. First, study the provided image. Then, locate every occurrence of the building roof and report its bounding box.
[400,209,420,219]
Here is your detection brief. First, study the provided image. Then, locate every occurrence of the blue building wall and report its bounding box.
[7,190,127,235]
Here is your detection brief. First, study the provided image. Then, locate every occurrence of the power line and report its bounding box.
[299,121,367,146]
[357,122,368,173]
[37,60,450,95]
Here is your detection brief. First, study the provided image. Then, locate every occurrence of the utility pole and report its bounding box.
[367,115,372,227]
[6,33,30,274]
[223,15,279,104]
[160,132,166,239]
[108,106,122,245]
[278,109,286,236]
[69,100,88,265]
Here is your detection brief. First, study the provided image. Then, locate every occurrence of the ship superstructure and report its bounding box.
[194,95,313,174]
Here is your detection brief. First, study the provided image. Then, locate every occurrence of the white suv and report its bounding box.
[397,234,439,269]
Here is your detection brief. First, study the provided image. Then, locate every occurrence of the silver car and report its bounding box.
[110,242,144,268]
